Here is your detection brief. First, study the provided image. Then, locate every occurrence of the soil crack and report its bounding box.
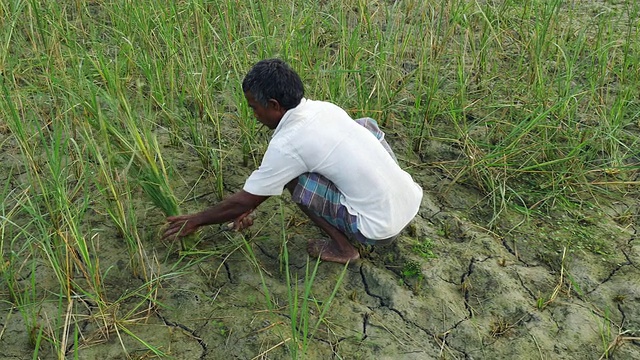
[359,265,384,308]
[255,243,278,261]
[359,264,457,354]
[586,261,632,295]
[362,312,370,340]
[622,247,638,270]
[501,238,517,258]
[515,269,538,301]
[223,262,232,283]
[460,257,491,318]
[155,311,208,359]
[617,303,626,328]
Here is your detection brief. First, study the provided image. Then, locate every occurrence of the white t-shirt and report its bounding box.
[243,99,423,239]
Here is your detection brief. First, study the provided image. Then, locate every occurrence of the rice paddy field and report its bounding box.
[1,0,639,359]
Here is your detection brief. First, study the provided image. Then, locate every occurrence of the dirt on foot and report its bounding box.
[307,238,361,264]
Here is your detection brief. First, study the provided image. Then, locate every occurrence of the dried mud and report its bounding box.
[1,129,639,360]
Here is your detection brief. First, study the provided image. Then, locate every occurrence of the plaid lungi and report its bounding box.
[292,172,375,244]
[290,118,398,245]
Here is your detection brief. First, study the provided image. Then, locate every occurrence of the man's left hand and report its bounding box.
[231,210,255,231]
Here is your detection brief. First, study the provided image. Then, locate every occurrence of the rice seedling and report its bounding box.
[1,173,60,355]
[0,3,192,356]
[277,202,349,358]
[234,200,349,358]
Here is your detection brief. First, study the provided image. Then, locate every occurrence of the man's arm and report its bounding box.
[163,190,268,240]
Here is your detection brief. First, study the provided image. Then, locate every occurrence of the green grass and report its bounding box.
[242,200,349,358]
[0,0,638,358]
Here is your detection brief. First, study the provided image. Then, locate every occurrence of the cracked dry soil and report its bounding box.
[1,135,640,360]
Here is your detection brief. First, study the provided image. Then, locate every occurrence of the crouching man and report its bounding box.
[163,59,423,264]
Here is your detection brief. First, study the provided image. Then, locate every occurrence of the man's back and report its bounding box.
[267,99,423,239]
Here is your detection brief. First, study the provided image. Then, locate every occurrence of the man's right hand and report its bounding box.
[163,214,202,240]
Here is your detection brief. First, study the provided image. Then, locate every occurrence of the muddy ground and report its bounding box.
[1,124,639,360]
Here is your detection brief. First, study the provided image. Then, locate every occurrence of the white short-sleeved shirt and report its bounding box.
[243,99,423,239]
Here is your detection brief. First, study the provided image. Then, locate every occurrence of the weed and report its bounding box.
[489,317,512,338]
[538,246,584,310]
[612,294,626,304]
[412,238,437,259]
[401,261,423,279]
[489,313,528,338]
[211,320,229,336]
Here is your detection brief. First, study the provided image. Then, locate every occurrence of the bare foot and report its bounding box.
[307,238,360,264]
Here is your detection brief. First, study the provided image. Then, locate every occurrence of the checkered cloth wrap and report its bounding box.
[290,118,398,245]
[354,118,398,163]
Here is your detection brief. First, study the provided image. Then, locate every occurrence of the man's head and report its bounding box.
[242,59,304,129]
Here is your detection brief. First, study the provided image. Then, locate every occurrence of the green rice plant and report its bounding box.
[237,200,349,358]
[369,9,410,121]
[1,0,639,358]
[1,78,109,357]
[182,107,226,200]
[1,78,72,291]
[8,262,42,350]
[442,0,639,221]
[283,250,349,358]
[207,0,273,167]
[1,194,50,352]
[0,167,17,275]
[82,126,151,279]
[527,0,563,99]
[1,195,84,358]
[151,1,229,198]
[410,63,444,153]
[81,53,181,219]
[83,94,193,253]
[277,202,349,358]
[119,112,181,218]
[70,4,185,217]
[204,109,227,201]
[83,73,180,224]
[405,0,462,151]
[234,88,261,167]
[2,25,174,355]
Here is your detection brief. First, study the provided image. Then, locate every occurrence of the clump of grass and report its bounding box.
[412,237,437,259]
[281,238,349,358]
[79,56,181,219]
[241,200,349,359]
[401,260,423,279]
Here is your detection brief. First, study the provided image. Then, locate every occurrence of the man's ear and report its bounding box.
[267,99,282,111]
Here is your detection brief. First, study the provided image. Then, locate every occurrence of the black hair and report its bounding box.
[242,59,304,110]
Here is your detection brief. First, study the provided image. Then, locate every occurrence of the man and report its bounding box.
[163,59,423,264]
